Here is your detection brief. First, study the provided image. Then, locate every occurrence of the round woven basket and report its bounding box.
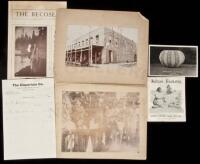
[159,50,185,68]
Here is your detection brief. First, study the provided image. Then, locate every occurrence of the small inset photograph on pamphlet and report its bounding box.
[66,25,138,68]
[149,45,198,77]
[148,77,186,122]
[15,26,47,77]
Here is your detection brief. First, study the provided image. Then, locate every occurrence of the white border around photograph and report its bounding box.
[148,45,198,77]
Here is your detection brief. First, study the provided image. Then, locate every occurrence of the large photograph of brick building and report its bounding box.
[66,26,137,67]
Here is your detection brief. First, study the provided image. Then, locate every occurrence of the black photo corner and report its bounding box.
[0,0,199,163]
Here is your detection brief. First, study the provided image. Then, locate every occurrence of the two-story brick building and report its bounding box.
[66,27,137,66]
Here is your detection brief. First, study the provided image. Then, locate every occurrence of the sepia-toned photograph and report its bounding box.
[15,26,47,77]
[148,77,186,122]
[66,25,137,67]
[149,45,198,77]
[54,9,148,85]
[61,91,140,152]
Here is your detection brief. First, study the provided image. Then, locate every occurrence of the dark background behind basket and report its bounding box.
[0,0,199,164]
[150,47,197,64]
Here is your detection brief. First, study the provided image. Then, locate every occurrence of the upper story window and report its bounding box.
[115,38,118,47]
[124,40,127,49]
[78,42,81,47]
[96,35,99,43]
[90,37,93,44]
[82,40,84,46]
[109,36,112,44]
[86,39,89,45]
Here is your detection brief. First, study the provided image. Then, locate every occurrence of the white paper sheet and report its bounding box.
[2,78,56,160]
[148,77,186,122]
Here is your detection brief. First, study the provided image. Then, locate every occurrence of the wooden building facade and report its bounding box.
[66,27,136,66]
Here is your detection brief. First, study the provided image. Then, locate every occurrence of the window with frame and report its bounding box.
[96,35,99,43]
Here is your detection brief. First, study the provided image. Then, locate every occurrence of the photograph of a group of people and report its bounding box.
[151,84,182,112]
[61,91,140,152]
